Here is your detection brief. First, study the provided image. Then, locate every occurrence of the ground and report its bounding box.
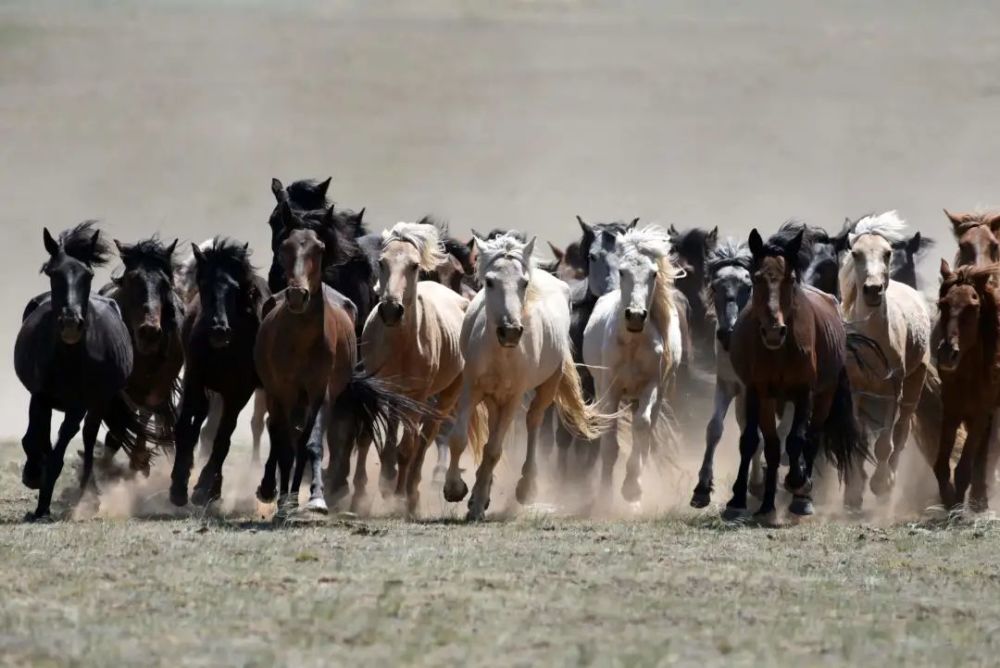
[2,444,999,667]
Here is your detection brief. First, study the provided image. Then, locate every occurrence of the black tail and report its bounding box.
[103,392,176,472]
[822,367,873,478]
[340,374,442,454]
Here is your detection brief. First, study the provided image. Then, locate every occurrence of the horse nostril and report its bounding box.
[778,325,787,337]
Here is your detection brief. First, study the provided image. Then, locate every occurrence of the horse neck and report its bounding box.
[976,291,1000,377]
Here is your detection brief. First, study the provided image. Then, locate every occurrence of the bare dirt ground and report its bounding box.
[4,1,1000,666]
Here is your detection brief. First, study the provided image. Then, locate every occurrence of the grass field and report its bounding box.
[2,443,999,667]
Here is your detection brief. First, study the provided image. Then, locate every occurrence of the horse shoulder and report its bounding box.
[887,281,931,368]
[582,292,618,369]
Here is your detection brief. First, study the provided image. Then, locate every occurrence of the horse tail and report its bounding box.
[103,393,175,473]
[342,373,440,452]
[464,402,488,464]
[821,367,873,478]
[553,352,614,440]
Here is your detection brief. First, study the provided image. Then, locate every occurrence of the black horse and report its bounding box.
[667,224,719,366]
[98,237,184,471]
[15,223,159,520]
[169,238,268,507]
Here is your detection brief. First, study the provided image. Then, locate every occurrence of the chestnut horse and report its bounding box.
[723,228,872,520]
[935,261,1000,511]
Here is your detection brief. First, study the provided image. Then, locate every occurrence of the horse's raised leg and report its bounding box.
[970,413,998,512]
[250,389,267,466]
[30,407,85,521]
[433,431,450,485]
[303,395,329,513]
[193,390,250,506]
[291,397,325,512]
[258,406,286,504]
[393,428,417,504]
[692,381,735,508]
[467,399,517,522]
[21,395,52,490]
[623,382,657,505]
[407,380,462,515]
[874,369,924,498]
[517,371,561,506]
[350,432,372,515]
[170,379,209,507]
[724,387,760,520]
[377,416,399,498]
[78,412,102,508]
[198,391,222,460]
[934,413,961,509]
[783,392,814,516]
[443,382,480,504]
[955,415,988,510]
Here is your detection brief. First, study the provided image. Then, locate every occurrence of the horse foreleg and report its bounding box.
[258,405,288,505]
[78,411,102,510]
[21,395,52,490]
[517,372,561,507]
[350,432,373,516]
[192,392,248,507]
[724,387,760,520]
[596,385,623,506]
[623,382,657,506]
[783,391,814,517]
[407,381,462,516]
[377,416,400,499]
[291,397,325,513]
[934,413,961,509]
[303,396,329,513]
[198,391,223,461]
[467,399,517,522]
[692,381,735,508]
[170,380,209,507]
[442,382,480,504]
[970,411,998,512]
[755,396,781,519]
[31,407,85,521]
[955,415,988,510]
[874,368,924,498]
[250,389,267,466]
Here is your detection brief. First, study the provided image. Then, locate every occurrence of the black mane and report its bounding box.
[291,207,361,268]
[766,219,828,273]
[286,178,332,211]
[199,237,256,285]
[60,220,113,267]
[117,237,178,278]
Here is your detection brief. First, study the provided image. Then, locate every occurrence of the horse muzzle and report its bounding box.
[135,323,162,354]
[938,342,960,372]
[496,323,524,347]
[759,324,787,350]
[286,286,310,314]
[863,283,885,307]
[624,308,647,333]
[208,325,232,349]
[378,300,405,326]
[57,313,84,345]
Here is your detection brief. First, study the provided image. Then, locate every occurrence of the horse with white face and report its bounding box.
[360,222,469,514]
[583,226,683,505]
[443,232,608,520]
[840,211,930,509]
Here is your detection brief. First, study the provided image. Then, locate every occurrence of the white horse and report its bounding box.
[442,232,608,520]
[176,240,267,463]
[583,226,683,505]
[840,211,930,508]
[360,222,469,514]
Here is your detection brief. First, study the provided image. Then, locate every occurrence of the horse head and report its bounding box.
[706,238,752,351]
[748,227,802,350]
[474,232,536,347]
[577,216,638,298]
[113,237,179,354]
[41,222,112,345]
[937,259,996,372]
[191,238,255,348]
[378,221,447,326]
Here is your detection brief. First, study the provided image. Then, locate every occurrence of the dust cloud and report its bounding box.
[4,1,1000,519]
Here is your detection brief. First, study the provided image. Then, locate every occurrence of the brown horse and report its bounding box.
[946,209,1000,269]
[724,228,872,520]
[255,226,434,511]
[935,261,1000,511]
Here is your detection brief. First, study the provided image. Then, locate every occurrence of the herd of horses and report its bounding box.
[13,176,1000,524]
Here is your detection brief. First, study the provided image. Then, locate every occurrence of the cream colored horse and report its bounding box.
[443,232,608,520]
[360,222,469,514]
[583,226,683,506]
[840,211,930,508]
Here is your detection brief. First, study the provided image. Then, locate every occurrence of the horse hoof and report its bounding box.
[306,497,329,515]
[255,485,277,505]
[721,505,749,522]
[969,496,989,514]
[24,511,52,524]
[465,505,487,522]
[783,472,809,495]
[870,469,895,497]
[515,477,537,505]
[21,464,42,490]
[378,471,397,499]
[789,496,814,516]
[754,507,778,525]
[169,485,189,508]
[621,478,642,503]
[443,478,468,503]
[191,485,219,508]
[690,490,711,509]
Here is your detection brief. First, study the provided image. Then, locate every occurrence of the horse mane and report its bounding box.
[116,237,178,278]
[768,219,827,274]
[286,178,332,211]
[618,225,680,377]
[199,237,256,286]
[706,237,752,275]
[946,209,1000,237]
[475,232,535,275]
[382,221,447,271]
[58,220,113,268]
[288,207,360,268]
[840,211,909,315]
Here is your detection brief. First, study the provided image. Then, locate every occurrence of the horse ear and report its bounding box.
[166,239,179,257]
[43,227,59,256]
[628,217,640,231]
[90,230,102,255]
[191,243,205,265]
[706,226,719,248]
[905,232,922,255]
[943,208,964,229]
[278,200,295,227]
[113,239,125,254]
[271,178,286,203]
[317,177,332,199]
[667,223,679,239]
[747,228,764,258]
[987,212,1000,233]
[522,236,537,267]
[356,207,366,223]
[939,258,953,280]
[974,271,992,293]
[784,230,804,266]
[547,242,565,262]
[576,216,594,239]
[832,229,850,253]
[243,242,250,254]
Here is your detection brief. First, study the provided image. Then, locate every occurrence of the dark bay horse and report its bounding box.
[15,223,159,520]
[256,227,434,511]
[935,261,1000,511]
[667,224,718,365]
[99,237,183,471]
[723,228,872,520]
[169,239,268,507]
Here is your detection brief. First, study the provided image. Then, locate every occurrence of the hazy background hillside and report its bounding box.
[2,0,999,436]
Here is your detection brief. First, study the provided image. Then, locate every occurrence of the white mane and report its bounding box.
[475,233,535,276]
[381,221,447,272]
[617,225,675,267]
[848,210,908,246]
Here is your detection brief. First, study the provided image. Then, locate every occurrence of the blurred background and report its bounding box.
[1,0,999,437]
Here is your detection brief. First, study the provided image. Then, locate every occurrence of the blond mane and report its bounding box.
[840,210,908,316]
[381,222,447,272]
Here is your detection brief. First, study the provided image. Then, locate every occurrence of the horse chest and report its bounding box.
[610,333,661,396]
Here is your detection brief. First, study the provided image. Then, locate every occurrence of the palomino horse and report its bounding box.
[839,212,930,509]
[255,226,432,512]
[723,228,872,520]
[15,223,160,520]
[442,232,608,520]
[99,237,183,472]
[169,239,268,507]
[360,222,469,513]
[690,238,766,507]
[935,262,1000,511]
[583,226,683,505]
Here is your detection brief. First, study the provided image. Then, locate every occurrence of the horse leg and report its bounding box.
[198,391,222,461]
[955,415,988,510]
[970,413,997,512]
[21,395,52,490]
[623,382,657,505]
[78,411,102,509]
[250,388,267,466]
[324,402,356,509]
[875,369,924,498]
[291,397,325,512]
[302,395,329,513]
[30,408,85,521]
[442,382,481,504]
[432,430,450,485]
[692,381,735,508]
[408,381,462,515]
[596,387,623,506]
[554,419,574,483]
[394,428,416,503]
[783,392,814,517]
[192,392,248,507]
[467,399,517,522]
[350,431,372,515]
[755,396,781,519]
[934,413,961,509]
[516,371,561,506]
[258,406,286,504]
[723,387,760,520]
[170,380,209,507]
[377,416,400,498]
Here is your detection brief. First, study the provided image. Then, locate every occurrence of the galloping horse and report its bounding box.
[935,262,1000,511]
[724,228,871,520]
[667,224,718,364]
[169,239,268,507]
[839,212,930,509]
[583,226,683,505]
[947,209,1000,270]
[15,223,158,520]
[360,222,469,513]
[443,232,609,520]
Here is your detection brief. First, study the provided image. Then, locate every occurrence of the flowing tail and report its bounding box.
[104,392,176,473]
[553,353,615,441]
[466,402,488,463]
[340,373,442,453]
[822,367,873,478]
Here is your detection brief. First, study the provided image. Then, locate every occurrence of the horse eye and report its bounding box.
[485,278,495,289]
